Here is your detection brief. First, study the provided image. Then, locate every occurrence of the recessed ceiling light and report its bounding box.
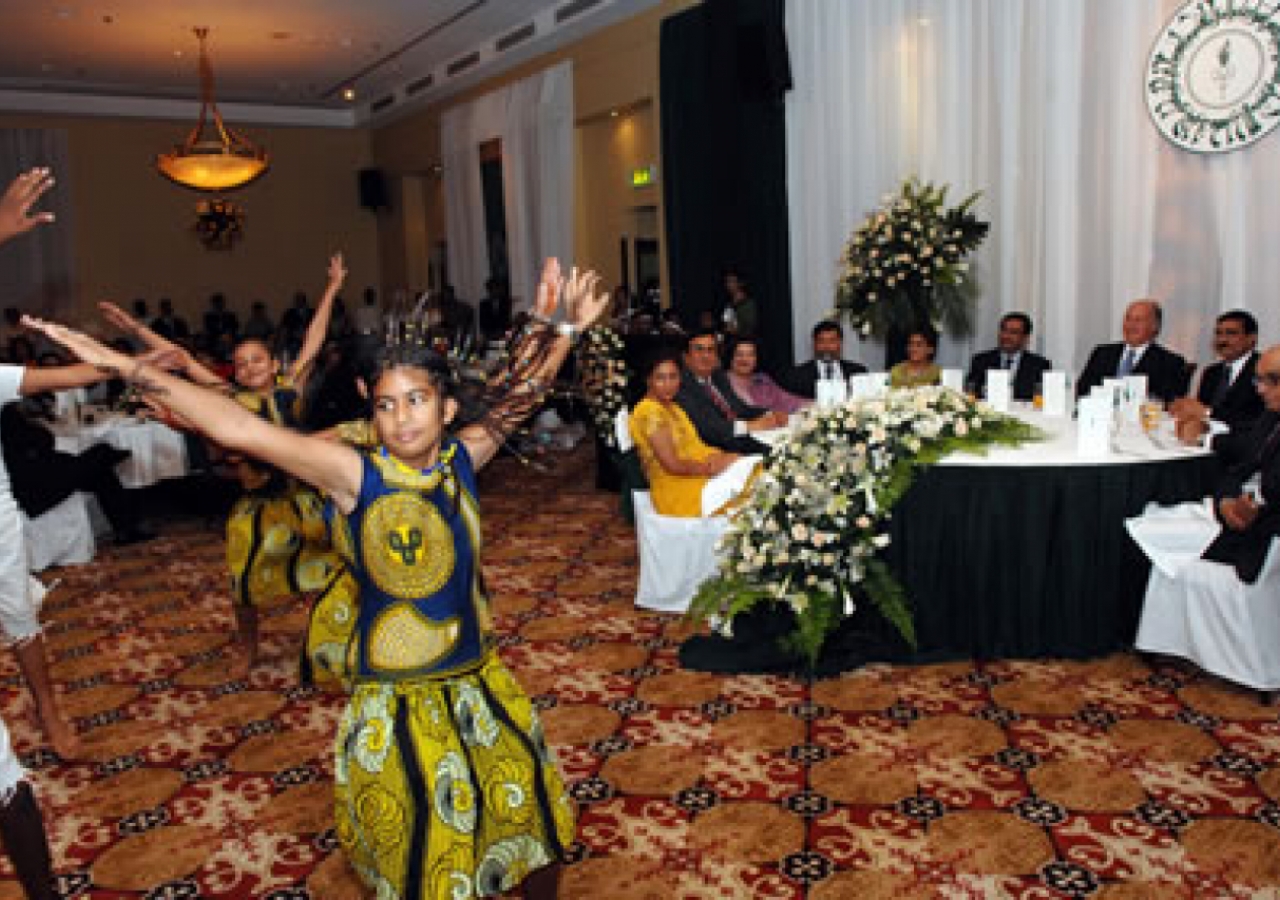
[610,109,619,117]
[173,49,183,58]
[342,87,356,101]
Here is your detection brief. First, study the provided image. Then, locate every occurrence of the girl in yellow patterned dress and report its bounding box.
[100,255,347,675]
[30,258,606,899]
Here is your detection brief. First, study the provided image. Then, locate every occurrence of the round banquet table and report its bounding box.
[49,411,189,489]
[680,407,1221,674]
[885,409,1218,660]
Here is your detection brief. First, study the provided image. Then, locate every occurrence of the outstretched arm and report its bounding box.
[22,316,365,512]
[98,301,225,388]
[456,259,609,469]
[18,363,108,396]
[288,253,347,393]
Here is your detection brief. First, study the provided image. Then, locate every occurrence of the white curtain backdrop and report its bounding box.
[441,61,574,311]
[785,0,1280,374]
[0,129,75,319]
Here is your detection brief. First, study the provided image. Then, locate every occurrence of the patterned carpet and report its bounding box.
[4,445,1280,898]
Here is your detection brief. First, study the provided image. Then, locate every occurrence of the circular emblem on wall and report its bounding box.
[1145,0,1280,153]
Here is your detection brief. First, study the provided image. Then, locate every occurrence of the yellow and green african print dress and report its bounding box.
[319,440,575,899]
[225,386,339,606]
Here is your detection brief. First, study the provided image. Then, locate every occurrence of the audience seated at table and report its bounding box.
[630,351,742,516]
[1077,299,1190,403]
[0,402,154,545]
[1172,310,1263,447]
[889,327,942,388]
[966,312,1052,401]
[782,320,867,399]
[724,336,808,414]
[675,328,782,456]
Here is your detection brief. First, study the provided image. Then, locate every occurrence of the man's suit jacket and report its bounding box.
[674,369,771,455]
[1197,352,1263,432]
[966,349,1052,401]
[1076,342,1190,402]
[1202,410,1280,583]
[783,358,868,400]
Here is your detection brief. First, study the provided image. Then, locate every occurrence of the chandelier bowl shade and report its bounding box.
[157,28,269,192]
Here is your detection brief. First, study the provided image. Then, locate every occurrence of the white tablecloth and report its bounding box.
[50,413,189,488]
[756,405,1210,468]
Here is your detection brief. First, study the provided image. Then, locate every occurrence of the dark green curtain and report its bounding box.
[659,0,795,370]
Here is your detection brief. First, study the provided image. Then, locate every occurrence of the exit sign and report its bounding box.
[631,165,656,188]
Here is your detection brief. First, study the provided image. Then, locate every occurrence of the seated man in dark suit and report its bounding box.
[1076,299,1190,403]
[0,403,153,545]
[966,312,1052,401]
[675,328,783,455]
[1197,345,1280,584]
[1171,310,1263,444]
[783,320,868,399]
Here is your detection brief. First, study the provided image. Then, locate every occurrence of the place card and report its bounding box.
[1121,374,1148,425]
[1041,371,1068,416]
[1076,395,1112,457]
[941,368,964,392]
[985,369,1012,412]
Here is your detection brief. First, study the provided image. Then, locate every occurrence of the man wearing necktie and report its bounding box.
[1197,345,1280,583]
[781,320,868,400]
[674,328,782,455]
[1171,310,1264,443]
[1076,299,1190,403]
[965,312,1052,401]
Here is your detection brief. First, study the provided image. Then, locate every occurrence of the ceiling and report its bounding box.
[0,0,659,126]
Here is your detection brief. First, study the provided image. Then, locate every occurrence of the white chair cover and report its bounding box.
[1134,528,1280,692]
[633,491,727,613]
[23,492,96,572]
[615,407,633,453]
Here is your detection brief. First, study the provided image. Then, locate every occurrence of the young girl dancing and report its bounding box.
[28,258,605,899]
[100,257,347,675]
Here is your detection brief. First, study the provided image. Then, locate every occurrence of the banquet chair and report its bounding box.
[22,491,96,571]
[616,408,728,612]
[1135,538,1280,703]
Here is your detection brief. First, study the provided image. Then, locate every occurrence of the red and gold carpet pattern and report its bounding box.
[3,448,1280,898]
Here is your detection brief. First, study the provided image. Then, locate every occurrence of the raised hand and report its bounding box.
[533,257,562,321]
[327,252,347,286]
[98,300,142,336]
[561,266,608,331]
[0,167,56,245]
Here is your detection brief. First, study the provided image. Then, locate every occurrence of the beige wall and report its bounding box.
[370,0,700,300]
[0,114,379,326]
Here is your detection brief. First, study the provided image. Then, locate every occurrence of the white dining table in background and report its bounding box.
[48,410,189,488]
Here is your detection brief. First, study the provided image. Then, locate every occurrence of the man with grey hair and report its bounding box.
[1076,299,1190,403]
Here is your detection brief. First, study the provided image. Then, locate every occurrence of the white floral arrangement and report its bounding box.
[577,325,630,449]
[835,177,989,339]
[688,387,1039,666]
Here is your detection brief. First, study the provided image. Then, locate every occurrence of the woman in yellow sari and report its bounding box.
[629,351,740,516]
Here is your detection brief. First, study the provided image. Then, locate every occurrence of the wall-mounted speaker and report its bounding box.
[358,168,388,211]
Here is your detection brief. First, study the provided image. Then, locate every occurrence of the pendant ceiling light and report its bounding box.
[156,28,268,191]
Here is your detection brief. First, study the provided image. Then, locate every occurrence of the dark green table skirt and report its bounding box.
[886,456,1219,660]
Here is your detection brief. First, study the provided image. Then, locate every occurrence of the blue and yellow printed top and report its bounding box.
[234,386,303,495]
[324,438,492,682]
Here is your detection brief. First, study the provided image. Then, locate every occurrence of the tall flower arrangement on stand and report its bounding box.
[577,325,630,449]
[688,388,1039,667]
[835,178,989,339]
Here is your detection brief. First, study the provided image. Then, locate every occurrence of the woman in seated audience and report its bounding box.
[724,336,808,414]
[629,350,741,516]
[890,327,942,388]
